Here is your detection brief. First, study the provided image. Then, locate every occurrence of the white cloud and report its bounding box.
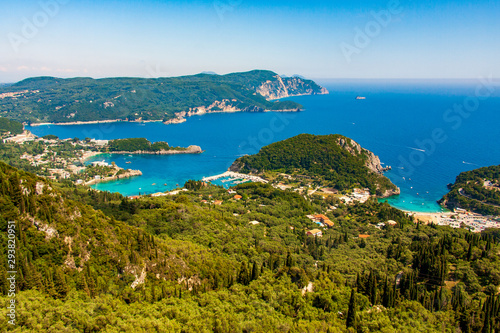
[17,65,29,70]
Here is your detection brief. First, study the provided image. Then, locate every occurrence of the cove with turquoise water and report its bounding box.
[27,79,500,213]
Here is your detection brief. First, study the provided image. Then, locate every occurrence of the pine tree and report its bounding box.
[79,274,90,297]
[53,268,68,298]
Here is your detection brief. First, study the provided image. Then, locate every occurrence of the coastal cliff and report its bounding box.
[256,75,329,100]
[334,137,399,197]
[164,99,301,124]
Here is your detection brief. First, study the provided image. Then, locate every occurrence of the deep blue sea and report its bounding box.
[27,79,500,212]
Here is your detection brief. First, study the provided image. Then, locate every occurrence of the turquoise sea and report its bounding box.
[27,79,500,213]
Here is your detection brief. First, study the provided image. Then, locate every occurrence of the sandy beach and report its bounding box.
[403,211,453,224]
[80,151,104,162]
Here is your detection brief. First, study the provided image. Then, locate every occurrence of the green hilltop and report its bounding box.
[0,70,327,124]
[440,165,500,216]
[231,134,399,197]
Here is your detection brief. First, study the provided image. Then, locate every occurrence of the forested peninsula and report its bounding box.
[0,70,328,124]
[440,165,500,216]
[231,134,399,197]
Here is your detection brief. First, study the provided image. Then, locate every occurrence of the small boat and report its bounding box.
[356,96,366,100]
[152,183,156,185]
[176,184,179,186]
[163,183,167,186]
[126,161,132,164]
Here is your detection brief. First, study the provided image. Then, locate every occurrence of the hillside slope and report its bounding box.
[0,161,233,304]
[1,163,499,331]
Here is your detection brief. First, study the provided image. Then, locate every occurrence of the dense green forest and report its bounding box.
[440,165,500,216]
[0,117,23,135]
[0,70,326,124]
[232,134,397,196]
[1,162,499,332]
[108,138,172,152]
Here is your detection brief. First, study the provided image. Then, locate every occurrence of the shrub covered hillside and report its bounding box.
[231,134,398,197]
[0,163,499,331]
[0,117,23,135]
[440,165,500,216]
[107,138,171,152]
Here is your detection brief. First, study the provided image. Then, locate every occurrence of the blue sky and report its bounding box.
[1,0,499,82]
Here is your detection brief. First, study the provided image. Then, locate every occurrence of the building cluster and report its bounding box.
[0,90,37,100]
[436,209,500,233]
[307,214,334,228]
[339,188,371,204]
[375,220,398,229]
[2,131,36,144]
[5,132,117,183]
[306,214,336,237]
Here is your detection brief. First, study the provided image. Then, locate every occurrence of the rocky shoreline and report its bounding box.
[30,119,163,126]
[108,145,203,155]
[162,106,303,125]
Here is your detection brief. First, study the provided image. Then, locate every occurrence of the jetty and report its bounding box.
[202,171,268,184]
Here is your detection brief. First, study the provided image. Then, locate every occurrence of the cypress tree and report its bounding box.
[151,285,156,303]
[251,262,259,281]
[382,277,391,308]
[467,243,473,261]
[346,288,356,329]
[238,262,248,285]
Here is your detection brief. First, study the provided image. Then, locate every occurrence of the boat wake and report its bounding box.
[407,147,426,153]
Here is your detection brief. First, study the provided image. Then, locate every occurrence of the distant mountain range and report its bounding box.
[0,70,328,124]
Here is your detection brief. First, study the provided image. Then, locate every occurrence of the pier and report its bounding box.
[202,171,268,184]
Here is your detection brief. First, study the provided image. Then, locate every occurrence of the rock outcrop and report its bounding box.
[256,75,329,100]
[336,137,384,174]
